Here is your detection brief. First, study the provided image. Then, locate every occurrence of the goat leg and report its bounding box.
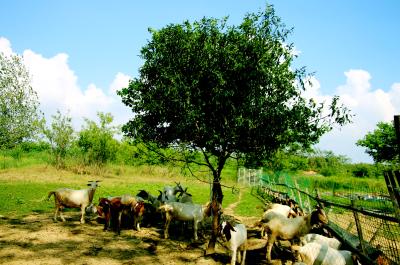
[164,217,171,239]
[266,234,276,263]
[80,206,86,224]
[58,207,66,222]
[231,249,237,265]
[241,247,247,265]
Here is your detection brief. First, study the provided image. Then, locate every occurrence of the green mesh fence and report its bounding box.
[247,169,400,265]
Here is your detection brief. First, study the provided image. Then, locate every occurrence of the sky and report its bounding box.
[1,1,399,163]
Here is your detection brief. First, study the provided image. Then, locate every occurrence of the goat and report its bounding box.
[255,203,297,237]
[298,242,354,265]
[47,180,100,224]
[177,188,193,204]
[95,195,145,234]
[135,190,164,227]
[262,206,329,263]
[220,221,247,265]
[301,233,341,249]
[159,201,212,241]
[119,194,145,233]
[162,182,185,202]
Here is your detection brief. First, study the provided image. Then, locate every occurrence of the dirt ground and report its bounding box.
[0,210,275,265]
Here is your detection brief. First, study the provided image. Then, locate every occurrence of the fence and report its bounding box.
[239,168,400,265]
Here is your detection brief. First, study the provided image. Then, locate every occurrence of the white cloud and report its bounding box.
[310,69,399,163]
[3,36,399,163]
[1,37,132,131]
[0,37,13,56]
[109,72,130,94]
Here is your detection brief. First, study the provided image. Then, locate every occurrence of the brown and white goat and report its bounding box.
[47,180,100,224]
[262,206,329,263]
[96,195,145,234]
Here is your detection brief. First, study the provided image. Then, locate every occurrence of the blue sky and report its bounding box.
[1,1,399,163]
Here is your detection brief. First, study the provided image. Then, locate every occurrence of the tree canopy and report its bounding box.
[119,6,351,178]
[118,5,351,253]
[357,121,399,164]
[0,53,42,148]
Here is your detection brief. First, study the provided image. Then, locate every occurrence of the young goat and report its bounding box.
[298,242,354,265]
[262,206,329,263]
[47,180,100,224]
[300,233,341,249]
[159,201,211,240]
[220,221,247,265]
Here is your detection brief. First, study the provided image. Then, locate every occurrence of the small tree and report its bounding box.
[0,53,42,148]
[77,112,119,165]
[119,5,351,252]
[357,121,399,164]
[41,110,75,168]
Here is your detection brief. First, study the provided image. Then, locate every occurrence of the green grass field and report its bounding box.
[0,162,257,219]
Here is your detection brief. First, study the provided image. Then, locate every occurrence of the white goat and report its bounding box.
[262,206,329,263]
[159,201,211,240]
[301,233,341,249]
[259,203,297,237]
[298,242,354,265]
[48,180,100,224]
[162,182,185,202]
[220,221,247,265]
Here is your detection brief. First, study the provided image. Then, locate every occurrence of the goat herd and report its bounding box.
[47,180,359,265]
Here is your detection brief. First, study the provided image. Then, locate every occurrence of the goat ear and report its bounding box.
[222,224,232,241]
[228,222,236,232]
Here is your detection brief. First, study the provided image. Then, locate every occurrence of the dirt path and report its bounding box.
[223,191,259,228]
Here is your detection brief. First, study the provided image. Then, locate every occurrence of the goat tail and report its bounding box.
[47,191,56,201]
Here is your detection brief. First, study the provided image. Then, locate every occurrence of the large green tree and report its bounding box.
[357,121,399,164]
[118,5,351,252]
[0,53,42,148]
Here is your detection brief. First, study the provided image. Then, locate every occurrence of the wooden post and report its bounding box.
[306,188,312,213]
[384,171,400,222]
[351,199,366,255]
[295,180,303,210]
[394,115,400,157]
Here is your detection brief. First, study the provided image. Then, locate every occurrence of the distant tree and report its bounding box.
[356,121,399,164]
[77,112,119,165]
[41,110,75,168]
[118,5,351,252]
[0,53,42,148]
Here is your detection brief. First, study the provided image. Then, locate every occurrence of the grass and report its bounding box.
[0,162,247,219]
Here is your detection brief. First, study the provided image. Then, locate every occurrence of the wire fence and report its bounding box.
[239,168,400,265]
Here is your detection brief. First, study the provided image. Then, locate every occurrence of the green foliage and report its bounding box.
[0,53,42,149]
[41,110,75,168]
[0,146,49,169]
[307,149,349,177]
[77,112,119,165]
[119,5,351,184]
[356,121,399,164]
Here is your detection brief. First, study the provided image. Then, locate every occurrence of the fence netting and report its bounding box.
[240,168,400,264]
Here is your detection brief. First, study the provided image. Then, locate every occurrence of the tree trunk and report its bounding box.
[205,178,223,255]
